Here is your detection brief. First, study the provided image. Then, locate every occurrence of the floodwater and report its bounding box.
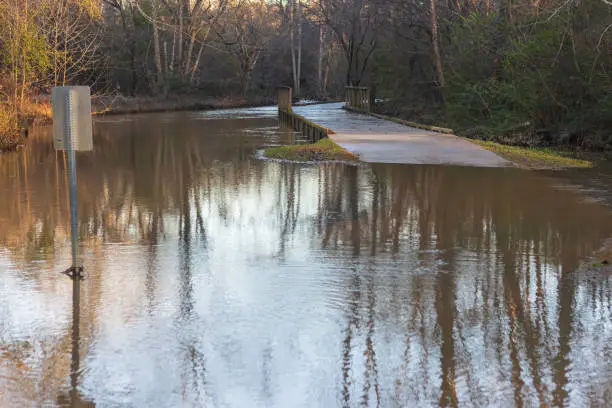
[2,107,612,407]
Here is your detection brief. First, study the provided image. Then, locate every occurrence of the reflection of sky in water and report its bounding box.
[1,112,612,407]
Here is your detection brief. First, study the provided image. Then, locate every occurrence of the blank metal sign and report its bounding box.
[52,86,93,151]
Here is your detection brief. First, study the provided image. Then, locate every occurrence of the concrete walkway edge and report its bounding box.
[293,103,511,168]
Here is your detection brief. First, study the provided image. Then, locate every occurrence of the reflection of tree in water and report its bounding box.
[315,164,612,406]
[177,170,211,404]
[277,164,301,259]
[0,116,272,257]
[3,122,612,406]
[0,116,272,405]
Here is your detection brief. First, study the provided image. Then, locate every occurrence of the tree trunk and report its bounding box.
[190,24,216,84]
[20,0,29,110]
[151,0,164,87]
[184,28,197,76]
[290,0,300,98]
[170,30,176,72]
[177,2,184,70]
[130,6,138,94]
[63,19,68,86]
[297,0,302,97]
[430,0,445,88]
[53,6,59,87]
[242,71,251,96]
[163,41,168,74]
[346,39,354,86]
[323,56,330,96]
[122,5,138,94]
[189,42,205,84]
[317,24,323,96]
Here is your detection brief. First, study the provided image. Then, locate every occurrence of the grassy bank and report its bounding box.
[369,104,598,170]
[470,140,593,170]
[264,138,359,163]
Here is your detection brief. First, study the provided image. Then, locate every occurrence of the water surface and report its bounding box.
[1,108,612,407]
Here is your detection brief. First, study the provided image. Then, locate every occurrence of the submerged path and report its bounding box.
[293,103,510,167]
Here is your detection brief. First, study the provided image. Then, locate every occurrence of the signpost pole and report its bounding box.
[53,86,92,278]
[64,91,80,274]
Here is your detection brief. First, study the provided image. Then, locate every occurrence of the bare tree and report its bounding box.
[290,0,303,97]
[218,0,277,95]
[316,0,380,86]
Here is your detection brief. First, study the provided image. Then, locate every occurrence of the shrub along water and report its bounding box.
[371,0,612,151]
[443,4,612,149]
[0,107,19,151]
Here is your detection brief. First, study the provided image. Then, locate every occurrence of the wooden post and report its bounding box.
[278,86,292,112]
[276,94,331,142]
[358,88,363,110]
[345,86,370,112]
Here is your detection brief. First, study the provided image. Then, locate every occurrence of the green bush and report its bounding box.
[442,4,612,149]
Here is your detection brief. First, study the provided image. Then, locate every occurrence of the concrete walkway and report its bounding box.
[293,103,510,167]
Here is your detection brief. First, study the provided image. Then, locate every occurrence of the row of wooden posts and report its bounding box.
[345,86,371,112]
[277,86,371,113]
[276,85,370,142]
[278,109,330,143]
[277,86,332,143]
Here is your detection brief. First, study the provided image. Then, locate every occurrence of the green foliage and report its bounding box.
[443,3,612,149]
[0,5,51,77]
[21,29,51,76]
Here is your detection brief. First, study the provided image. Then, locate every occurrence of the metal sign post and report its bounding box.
[52,86,93,279]
[70,274,82,403]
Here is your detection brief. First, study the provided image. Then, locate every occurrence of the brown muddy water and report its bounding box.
[1,107,612,407]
